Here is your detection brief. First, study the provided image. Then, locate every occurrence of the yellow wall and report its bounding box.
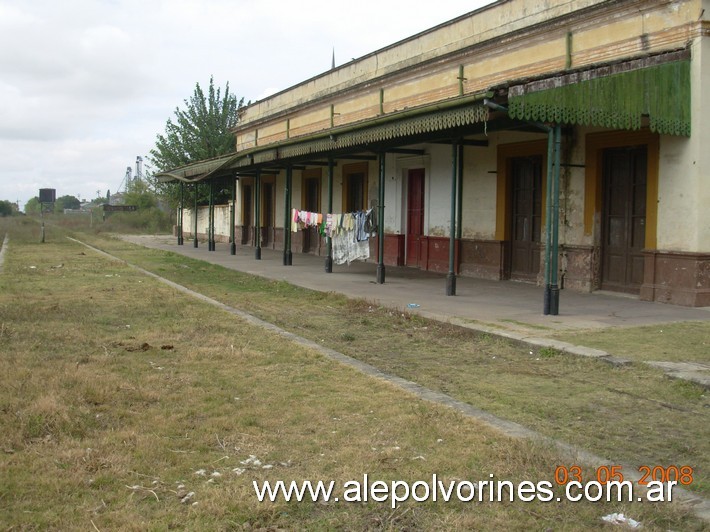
[235,0,702,152]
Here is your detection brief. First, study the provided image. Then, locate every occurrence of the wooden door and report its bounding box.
[510,156,542,280]
[406,169,425,267]
[601,146,647,293]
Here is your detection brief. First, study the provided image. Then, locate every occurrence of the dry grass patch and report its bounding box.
[551,321,710,363]
[1,220,705,529]
[76,232,710,498]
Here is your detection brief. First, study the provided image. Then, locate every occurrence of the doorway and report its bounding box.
[302,171,321,253]
[510,155,542,281]
[601,145,647,293]
[406,168,425,267]
[342,162,368,212]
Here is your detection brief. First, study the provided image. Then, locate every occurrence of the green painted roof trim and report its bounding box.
[508,60,691,136]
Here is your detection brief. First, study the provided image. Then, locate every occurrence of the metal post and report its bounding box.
[550,125,562,315]
[178,181,184,245]
[193,183,198,248]
[255,169,262,260]
[543,129,554,315]
[284,166,293,265]
[446,142,458,296]
[325,157,334,273]
[40,204,45,243]
[376,153,386,284]
[230,177,237,255]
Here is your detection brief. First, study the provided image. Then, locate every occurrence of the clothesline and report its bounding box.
[291,208,376,238]
[291,208,377,265]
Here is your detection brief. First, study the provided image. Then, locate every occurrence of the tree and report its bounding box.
[149,76,244,172]
[123,179,157,210]
[25,197,41,215]
[0,200,13,217]
[148,76,245,208]
[54,195,81,213]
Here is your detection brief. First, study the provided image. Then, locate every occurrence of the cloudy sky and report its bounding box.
[0,0,493,210]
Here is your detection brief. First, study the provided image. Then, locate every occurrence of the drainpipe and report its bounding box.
[376,152,386,284]
[255,169,261,260]
[284,165,293,265]
[178,181,184,245]
[549,124,562,315]
[193,183,199,248]
[230,177,237,255]
[325,156,334,273]
[447,142,458,296]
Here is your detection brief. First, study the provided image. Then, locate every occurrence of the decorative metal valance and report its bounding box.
[508,58,690,136]
[239,104,489,165]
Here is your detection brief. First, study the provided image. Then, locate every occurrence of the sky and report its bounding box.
[0,0,494,210]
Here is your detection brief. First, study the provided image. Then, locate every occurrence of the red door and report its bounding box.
[406,169,425,267]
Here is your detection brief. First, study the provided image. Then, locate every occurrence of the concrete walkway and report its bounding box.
[120,234,710,389]
[123,234,710,335]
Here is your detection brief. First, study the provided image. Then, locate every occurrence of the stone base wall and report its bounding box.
[459,239,505,280]
[641,250,710,307]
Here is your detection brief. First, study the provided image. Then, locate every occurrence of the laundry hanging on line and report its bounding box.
[291,208,377,265]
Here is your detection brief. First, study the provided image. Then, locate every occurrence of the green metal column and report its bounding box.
[208,180,215,251]
[255,169,261,260]
[193,183,198,248]
[446,143,458,296]
[325,157,334,273]
[230,177,237,255]
[178,181,184,245]
[284,166,293,266]
[543,128,555,314]
[376,153,386,284]
[549,125,562,315]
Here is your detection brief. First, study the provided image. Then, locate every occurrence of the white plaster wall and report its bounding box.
[274,172,286,223]
[657,29,709,252]
[460,142,497,240]
[384,154,401,233]
[561,128,589,247]
[425,143,455,237]
[693,13,710,252]
[292,170,304,212]
[182,204,232,237]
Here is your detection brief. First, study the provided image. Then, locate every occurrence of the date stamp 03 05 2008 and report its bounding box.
[554,465,694,487]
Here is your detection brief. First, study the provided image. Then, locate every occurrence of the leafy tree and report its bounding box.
[24,197,41,215]
[148,76,245,208]
[0,200,14,217]
[54,195,81,213]
[123,179,157,210]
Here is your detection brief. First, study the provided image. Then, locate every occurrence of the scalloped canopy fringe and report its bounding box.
[508,60,690,136]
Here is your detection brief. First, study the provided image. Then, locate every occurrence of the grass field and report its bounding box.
[552,322,710,364]
[0,217,708,530]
